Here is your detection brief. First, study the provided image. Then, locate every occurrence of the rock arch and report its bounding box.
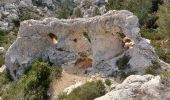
[5,10,157,80]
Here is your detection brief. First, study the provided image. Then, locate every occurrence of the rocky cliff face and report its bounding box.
[5,10,157,80]
[95,75,170,100]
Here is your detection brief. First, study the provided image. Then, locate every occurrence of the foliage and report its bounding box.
[160,71,170,80]
[18,7,42,21]
[57,92,67,100]
[12,19,20,27]
[0,29,9,46]
[156,0,170,39]
[145,67,157,75]
[106,0,152,26]
[145,60,160,75]
[119,70,136,82]
[105,79,112,86]
[160,71,170,86]
[141,0,170,63]
[51,65,63,79]
[1,60,63,100]
[150,0,163,13]
[56,0,74,19]
[66,80,105,100]
[73,7,83,18]
[116,55,130,70]
[0,72,11,96]
[0,55,4,67]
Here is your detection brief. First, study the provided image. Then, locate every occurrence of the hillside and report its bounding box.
[0,0,170,100]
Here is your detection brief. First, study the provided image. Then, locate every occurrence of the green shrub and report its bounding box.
[66,80,105,100]
[0,55,4,67]
[0,29,9,46]
[116,55,130,70]
[119,70,136,82]
[106,0,152,26]
[12,19,20,27]
[57,92,67,100]
[145,67,157,75]
[105,79,112,86]
[18,8,42,21]
[73,8,83,18]
[160,71,170,80]
[160,71,170,86]
[0,72,11,96]
[51,65,63,79]
[56,0,74,19]
[145,60,161,75]
[2,60,52,100]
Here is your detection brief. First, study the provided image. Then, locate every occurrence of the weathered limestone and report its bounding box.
[95,75,170,100]
[5,10,157,80]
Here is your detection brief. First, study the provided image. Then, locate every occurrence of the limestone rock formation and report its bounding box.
[95,75,170,100]
[5,10,157,80]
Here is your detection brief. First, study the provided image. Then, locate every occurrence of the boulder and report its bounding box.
[0,65,6,73]
[0,21,9,30]
[95,75,170,100]
[0,47,5,54]
[5,10,157,80]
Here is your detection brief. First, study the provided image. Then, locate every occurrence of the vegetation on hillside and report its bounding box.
[1,60,62,100]
[57,80,106,100]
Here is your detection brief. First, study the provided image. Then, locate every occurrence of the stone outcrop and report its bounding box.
[95,75,170,100]
[5,10,157,80]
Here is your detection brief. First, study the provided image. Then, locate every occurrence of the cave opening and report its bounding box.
[48,33,58,45]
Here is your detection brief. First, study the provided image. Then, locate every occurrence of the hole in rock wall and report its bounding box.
[48,33,58,45]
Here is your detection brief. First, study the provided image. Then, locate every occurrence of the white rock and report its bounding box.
[95,75,170,100]
[0,65,6,73]
[64,81,83,95]
[0,47,5,54]
[6,13,19,22]
[0,21,9,30]
[2,11,10,17]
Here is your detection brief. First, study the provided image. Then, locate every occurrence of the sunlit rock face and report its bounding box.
[95,75,170,100]
[5,10,157,80]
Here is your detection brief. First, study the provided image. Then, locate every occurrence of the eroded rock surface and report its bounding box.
[95,75,170,100]
[5,10,157,80]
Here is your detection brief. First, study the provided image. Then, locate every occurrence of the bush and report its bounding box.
[0,55,4,67]
[145,60,160,75]
[160,71,170,86]
[18,8,42,21]
[12,19,20,27]
[106,0,152,26]
[0,29,9,46]
[66,80,105,100]
[105,79,112,86]
[51,65,63,79]
[0,72,11,96]
[73,8,83,18]
[56,0,74,19]
[57,92,67,100]
[145,67,157,75]
[119,70,136,82]
[2,60,52,99]
[116,55,130,70]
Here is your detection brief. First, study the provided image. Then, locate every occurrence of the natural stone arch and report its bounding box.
[5,10,157,80]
